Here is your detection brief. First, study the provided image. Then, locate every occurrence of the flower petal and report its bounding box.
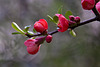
[39,19,48,30]
[56,14,69,32]
[34,21,45,33]
[24,39,36,47]
[27,45,40,55]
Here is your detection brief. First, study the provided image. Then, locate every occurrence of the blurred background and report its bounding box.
[0,0,100,67]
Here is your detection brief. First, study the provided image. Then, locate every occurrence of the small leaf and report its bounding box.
[12,32,22,35]
[53,16,58,24]
[11,22,24,34]
[33,28,37,33]
[47,15,54,22]
[58,6,63,14]
[27,31,34,35]
[23,25,31,32]
[47,15,58,24]
[65,11,72,20]
[70,30,76,37]
[24,25,31,29]
[31,37,36,39]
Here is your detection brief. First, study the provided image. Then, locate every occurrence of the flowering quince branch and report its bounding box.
[11,0,100,55]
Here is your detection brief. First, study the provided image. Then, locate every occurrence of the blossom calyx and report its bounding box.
[35,36,45,44]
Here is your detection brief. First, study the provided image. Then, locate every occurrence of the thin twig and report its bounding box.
[48,30,58,35]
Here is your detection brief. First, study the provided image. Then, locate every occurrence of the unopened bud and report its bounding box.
[75,16,80,23]
[46,35,52,43]
[69,15,75,21]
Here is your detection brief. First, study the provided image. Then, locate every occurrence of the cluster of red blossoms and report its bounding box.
[24,0,100,55]
[24,19,52,55]
[24,14,80,55]
[81,0,100,13]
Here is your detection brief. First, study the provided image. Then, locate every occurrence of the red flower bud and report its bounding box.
[96,1,100,13]
[27,45,40,55]
[55,14,69,32]
[81,0,95,10]
[74,16,80,23]
[46,35,52,43]
[69,15,75,21]
[34,19,48,33]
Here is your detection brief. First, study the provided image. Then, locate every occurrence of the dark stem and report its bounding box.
[95,0,99,4]
[48,30,58,35]
[92,6,100,17]
[26,30,59,38]
[26,33,42,38]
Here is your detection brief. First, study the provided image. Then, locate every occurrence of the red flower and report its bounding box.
[96,1,100,13]
[24,36,46,55]
[81,0,95,10]
[24,39,40,55]
[55,14,69,32]
[27,45,40,55]
[34,19,48,33]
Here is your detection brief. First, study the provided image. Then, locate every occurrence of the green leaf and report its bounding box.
[12,32,22,35]
[65,11,72,20]
[27,31,34,35]
[53,16,58,24]
[57,6,63,14]
[47,15,54,22]
[70,30,76,37]
[31,37,36,39]
[47,15,59,24]
[23,25,31,32]
[33,28,37,33]
[11,22,24,34]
